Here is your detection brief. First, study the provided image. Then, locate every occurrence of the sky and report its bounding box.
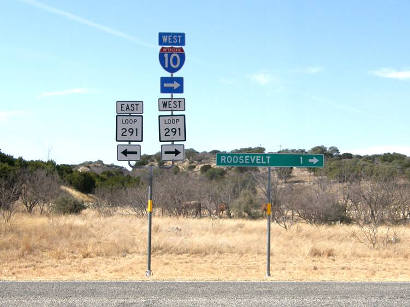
[1,0,409,166]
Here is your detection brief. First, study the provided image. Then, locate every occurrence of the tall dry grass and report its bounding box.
[0,209,409,281]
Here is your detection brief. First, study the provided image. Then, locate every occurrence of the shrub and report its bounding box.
[275,167,292,182]
[205,168,226,180]
[200,164,212,174]
[294,183,352,224]
[230,190,262,219]
[66,171,96,193]
[406,168,410,181]
[52,196,86,215]
[185,148,199,161]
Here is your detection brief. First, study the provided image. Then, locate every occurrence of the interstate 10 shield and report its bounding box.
[159,47,185,73]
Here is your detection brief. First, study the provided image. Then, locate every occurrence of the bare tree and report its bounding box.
[272,184,298,230]
[275,167,293,183]
[123,185,147,216]
[294,178,348,225]
[94,186,122,215]
[251,169,295,229]
[154,171,195,216]
[0,175,22,223]
[196,178,216,216]
[198,179,232,217]
[389,183,410,224]
[346,178,402,248]
[20,169,61,214]
[94,181,147,216]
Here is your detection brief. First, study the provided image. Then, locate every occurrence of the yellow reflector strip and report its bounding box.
[266,203,272,215]
[147,200,153,212]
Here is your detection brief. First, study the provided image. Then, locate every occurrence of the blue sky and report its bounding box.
[1,0,409,165]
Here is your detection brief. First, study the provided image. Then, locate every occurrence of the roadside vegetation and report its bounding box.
[0,146,409,280]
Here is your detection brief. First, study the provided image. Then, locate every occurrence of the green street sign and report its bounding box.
[216,153,324,168]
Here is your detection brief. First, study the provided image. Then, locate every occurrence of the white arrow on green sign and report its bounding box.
[216,153,324,168]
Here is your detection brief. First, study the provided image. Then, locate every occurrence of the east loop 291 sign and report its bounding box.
[116,115,143,142]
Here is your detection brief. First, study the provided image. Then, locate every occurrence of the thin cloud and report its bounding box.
[218,77,236,85]
[294,66,324,74]
[0,110,24,122]
[303,66,323,74]
[249,73,273,86]
[371,68,410,80]
[39,88,91,98]
[309,95,361,114]
[18,0,155,49]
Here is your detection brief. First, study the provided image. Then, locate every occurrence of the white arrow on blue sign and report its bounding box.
[160,77,184,94]
[158,32,185,46]
[159,47,185,73]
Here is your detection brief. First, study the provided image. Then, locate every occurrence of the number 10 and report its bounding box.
[163,53,180,69]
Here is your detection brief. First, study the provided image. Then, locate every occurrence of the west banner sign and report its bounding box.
[158,32,185,46]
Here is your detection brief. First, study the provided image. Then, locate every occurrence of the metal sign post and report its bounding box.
[135,31,188,278]
[216,154,324,277]
[266,167,271,277]
[115,32,187,278]
[146,165,153,277]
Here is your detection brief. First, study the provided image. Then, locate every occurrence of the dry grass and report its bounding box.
[0,210,409,281]
[60,186,96,203]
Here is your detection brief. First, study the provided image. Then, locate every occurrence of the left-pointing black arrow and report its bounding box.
[164,149,181,156]
[122,149,139,156]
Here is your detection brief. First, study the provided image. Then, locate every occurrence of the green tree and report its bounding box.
[340,153,353,159]
[205,168,226,180]
[232,147,265,153]
[185,148,199,161]
[230,190,262,219]
[66,171,96,194]
[52,195,86,215]
[0,150,16,166]
[200,164,212,174]
[56,164,73,180]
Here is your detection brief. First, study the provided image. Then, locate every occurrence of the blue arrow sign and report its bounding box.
[158,32,185,46]
[160,77,184,94]
[159,47,185,73]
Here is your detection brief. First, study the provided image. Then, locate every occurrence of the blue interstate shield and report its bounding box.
[159,47,185,73]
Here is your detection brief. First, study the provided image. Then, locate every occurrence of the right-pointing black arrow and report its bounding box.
[164,149,181,156]
[122,149,139,156]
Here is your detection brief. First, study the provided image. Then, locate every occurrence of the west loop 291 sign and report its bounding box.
[159,47,185,73]
[158,115,186,142]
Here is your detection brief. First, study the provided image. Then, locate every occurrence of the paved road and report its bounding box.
[0,281,409,306]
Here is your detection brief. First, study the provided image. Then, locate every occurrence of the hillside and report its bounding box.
[1,145,409,221]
